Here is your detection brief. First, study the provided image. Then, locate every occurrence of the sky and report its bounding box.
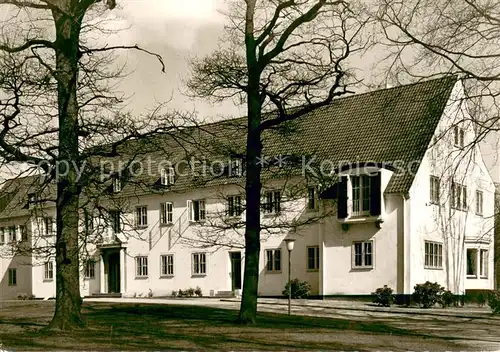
[102,0,244,121]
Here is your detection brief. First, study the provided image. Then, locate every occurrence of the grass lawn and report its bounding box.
[0,300,493,351]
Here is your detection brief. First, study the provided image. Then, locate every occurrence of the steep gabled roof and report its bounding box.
[0,75,457,219]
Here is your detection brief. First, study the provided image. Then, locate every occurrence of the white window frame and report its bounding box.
[8,268,16,286]
[263,190,281,214]
[192,252,207,275]
[429,175,440,204]
[8,226,16,243]
[44,261,54,280]
[84,260,95,279]
[160,254,174,276]
[476,190,483,216]
[265,248,282,273]
[307,246,320,271]
[160,167,175,186]
[227,195,243,217]
[229,159,242,177]
[44,217,53,236]
[160,202,173,225]
[135,206,148,228]
[112,177,121,193]
[451,182,467,211]
[136,256,148,277]
[187,199,206,222]
[424,241,443,269]
[351,175,371,217]
[454,125,464,148]
[352,241,373,269]
[480,249,488,278]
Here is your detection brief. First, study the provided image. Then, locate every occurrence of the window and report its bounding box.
[84,261,95,279]
[307,246,320,271]
[265,249,281,272]
[424,241,443,269]
[160,202,173,225]
[160,254,174,276]
[8,268,16,286]
[84,210,94,233]
[110,211,121,233]
[467,248,477,276]
[476,191,483,216]
[112,177,121,193]
[44,261,54,280]
[0,227,4,244]
[263,190,281,214]
[188,200,206,222]
[136,256,148,277]
[8,226,16,243]
[429,176,440,204]
[454,126,464,148]
[353,241,373,268]
[229,159,242,177]
[192,253,207,275]
[451,182,467,210]
[227,195,243,217]
[135,206,148,228]
[307,187,318,211]
[19,225,28,242]
[480,249,488,278]
[160,167,175,186]
[351,175,370,216]
[44,217,53,236]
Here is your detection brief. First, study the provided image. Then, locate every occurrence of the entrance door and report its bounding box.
[108,252,121,293]
[230,252,242,291]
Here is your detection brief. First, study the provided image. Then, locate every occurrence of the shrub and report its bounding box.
[371,285,395,307]
[477,292,487,307]
[412,281,444,308]
[282,279,311,299]
[148,289,153,298]
[17,293,28,300]
[171,290,178,298]
[440,290,456,308]
[488,291,500,314]
[186,287,195,297]
[178,289,186,297]
[194,286,202,297]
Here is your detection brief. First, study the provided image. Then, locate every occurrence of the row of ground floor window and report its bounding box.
[5,241,489,288]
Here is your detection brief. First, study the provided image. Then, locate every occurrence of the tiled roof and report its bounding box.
[0,76,457,219]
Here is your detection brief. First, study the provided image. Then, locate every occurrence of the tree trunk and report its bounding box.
[48,6,85,330]
[238,68,262,323]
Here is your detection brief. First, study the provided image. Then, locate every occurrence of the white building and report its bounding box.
[0,76,495,300]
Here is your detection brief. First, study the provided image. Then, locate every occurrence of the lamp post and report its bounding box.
[284,238,296,316]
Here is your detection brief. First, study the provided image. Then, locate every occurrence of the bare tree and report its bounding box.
[187,0,369,323]
[0,0,169,330]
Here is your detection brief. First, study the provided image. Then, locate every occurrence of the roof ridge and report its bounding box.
[201,74,459,127]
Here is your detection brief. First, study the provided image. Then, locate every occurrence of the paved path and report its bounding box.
[84,296,500,350]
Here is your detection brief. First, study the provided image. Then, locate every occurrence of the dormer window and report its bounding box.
[337,172,381,219]
[112,177,121,193]
[454,126,464,148]
[229,159,242,177]
[160,167,175,186]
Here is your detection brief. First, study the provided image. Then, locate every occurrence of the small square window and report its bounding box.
[135,206,148,228]
[307,246,320,271]
[353,241,373,268]
[263,191,281,214]
[8,268,16,286]
[44,261,54,280]
[161,254,174,276]
[265,249,281,272]
[136,256,148,277]
[160,167,175,186]
[227,195,243,217]
[424,241,443,269]
[192,253,207,275]
[188,200,206,222]
[160,202,173,225]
